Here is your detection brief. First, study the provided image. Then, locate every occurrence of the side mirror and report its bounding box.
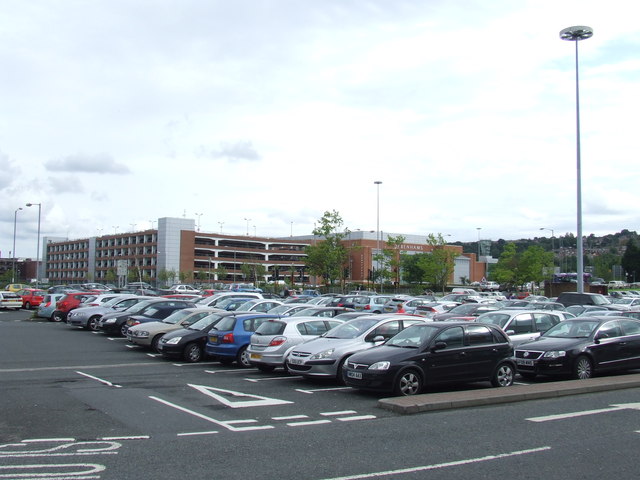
[506,330,515,336]
[431,341,447,351]
[372,335,386,343]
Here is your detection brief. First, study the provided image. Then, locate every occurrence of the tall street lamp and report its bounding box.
[374,181,382,292]
[12,207,22,283]
[26,203,42,288]
[540,227,555,262]
[560,25,593,294]
[244,218,251,236]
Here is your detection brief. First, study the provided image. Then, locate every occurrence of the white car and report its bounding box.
[169,284,201,294]
[475,310,569,347]
[0,291,22,310]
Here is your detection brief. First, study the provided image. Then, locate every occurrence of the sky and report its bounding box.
[2,0,640,260]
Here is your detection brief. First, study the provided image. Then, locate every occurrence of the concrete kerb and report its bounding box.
[378,374,640,414]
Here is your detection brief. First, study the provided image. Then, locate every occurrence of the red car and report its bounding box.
[17,288,47,309]
[53,292,96,322]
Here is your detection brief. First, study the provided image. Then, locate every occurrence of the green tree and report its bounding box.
[373,234,406,288]
[519,245,554,285]
[105,269,117,285]
[621,239,640,282]
[304,210,350,287]
[417,234,459,294]
[214,266,228,282]
[157,268,170,287]
[491,242,519,287]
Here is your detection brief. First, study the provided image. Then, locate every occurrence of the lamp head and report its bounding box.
[560,26,593,41]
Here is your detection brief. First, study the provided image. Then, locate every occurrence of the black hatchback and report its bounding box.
[342,321,516,396]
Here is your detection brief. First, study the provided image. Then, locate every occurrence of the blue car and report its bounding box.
[205,313,280,367]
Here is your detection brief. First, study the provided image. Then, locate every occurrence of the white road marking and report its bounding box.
[21,438,76,443]
[336,415,377,422]
[245,375,303,383]
[316,446,552,480]
[320,410,358,416]
[188,384,294,408]
[527,402,640,423]
[272,415,309,420]
[98,436,149,441]
[177,431,219,437]
[146,353,162,358]
[224,419,259,425]
[149,396,274,432]
[172,362,220,367]
[0,463,106,478]
[295,387,352,394]
[204,369,258,374]
[75,371,122,388]
[287,420,332,427]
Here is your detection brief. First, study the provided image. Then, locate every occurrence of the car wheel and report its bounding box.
[236,346,251,368]
[336,357,349,385]
[151,334,164,352]
[491,362,515,387]
[394,369,423,396]
[120,324,129,337]
[52,311,64,323]
[520,372,537,380]
[257,364,276,373]
[573,355,593,380]
[25,302,31,310]
[183,342,203,363]
[88,316,101,332]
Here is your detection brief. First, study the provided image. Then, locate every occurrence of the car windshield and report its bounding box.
[126,299,156,313]
[591,295,612,306]
[163,309,195,324]
[291,308,321,317]
[189,314,225,331]
[543,320,600,338]
[102,296,126,307]
[323,318,379,339]
[386,324,439,348]
[477,313,511,328]
[448,304,477,314]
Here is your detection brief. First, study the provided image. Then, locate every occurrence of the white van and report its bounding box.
[608,281,626,289]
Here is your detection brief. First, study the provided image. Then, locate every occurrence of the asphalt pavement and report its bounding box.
[379,372,640,413]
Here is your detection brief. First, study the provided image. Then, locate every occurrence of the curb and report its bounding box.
[378,373,640,414]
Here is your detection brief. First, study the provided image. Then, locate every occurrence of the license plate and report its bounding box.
[347,371,363,379]
[250,353,262,360]
[516,358,534,366]
[209,336,218,343]
[288,357,304,365]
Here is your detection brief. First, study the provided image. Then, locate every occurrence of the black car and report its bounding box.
[342,321,516,396]
[515,316,640,380]
[157,311,231,362]
[97,297,179,336]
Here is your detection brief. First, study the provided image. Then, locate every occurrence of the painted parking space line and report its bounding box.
[272,415,309,421]
[336,415,377,422]
[315,446,552,480]
[0,463,106,479]
[177,430,219,437]
[76,371,122,388]
[295,386,353,394]
[320,410,357,416]
[189,384,294,408]
[287,419,332,427]
[172,362,220,367]
[245,375,303,383]
[204,368,259,374]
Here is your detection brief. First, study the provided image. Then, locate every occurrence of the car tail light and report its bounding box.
[131,321,140,326]
[338,303,344,307]
[222,333,234,343]
[364,305,371,310]
[268,336,286,347]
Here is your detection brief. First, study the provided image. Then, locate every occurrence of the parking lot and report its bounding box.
[3,308,640,480]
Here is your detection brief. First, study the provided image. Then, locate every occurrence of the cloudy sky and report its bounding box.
[2,0,639,260]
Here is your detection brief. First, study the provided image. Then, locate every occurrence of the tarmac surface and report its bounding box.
[378,373,640,414]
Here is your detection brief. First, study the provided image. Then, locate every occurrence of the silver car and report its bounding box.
[235,299,284,313]
[475,310,571,347]
[66,295,143,330]
[37,294,66,320]
[247,316,344,372]
[353,295,393,314]
[286,315,427,382]
[127,307,216,351]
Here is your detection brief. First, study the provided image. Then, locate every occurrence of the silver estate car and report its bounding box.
[247,316,344,372]
[66,294,143,331]
[286,315,427,382]
[475,310,572,347]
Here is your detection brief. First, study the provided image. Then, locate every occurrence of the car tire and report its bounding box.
[236,346,251,368]
[491,362,515,387]
[120,324,129,337]
[257,365,276,373]
[88,316,101,332]
[394,369,423,396]
[25,302,31,310]
[183,342,203,363]
[336,357,349,385]
[151,334,164,352]
[573,355,593,380]
[52,311,64,323]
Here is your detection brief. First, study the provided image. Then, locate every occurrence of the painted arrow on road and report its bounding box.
[188,384,294,408]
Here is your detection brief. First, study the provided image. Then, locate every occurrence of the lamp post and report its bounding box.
[195,213,203,232]
[26,203,42,288]
[244,218,251,236]
[374,181,382,292]
[12,207,22,283]
[540,227,555,263]
[218,221,224,234]
[560,25,593,294]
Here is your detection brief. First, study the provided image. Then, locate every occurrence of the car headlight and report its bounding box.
[310,348,335,360]
[165,337,182,345]
[104,319,116,324]
[368,361,390,371]
[134,331,149,338]
[543,351,566,359]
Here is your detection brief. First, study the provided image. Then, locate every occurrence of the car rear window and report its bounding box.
[297,320,331,335]
[255,320,287,335]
